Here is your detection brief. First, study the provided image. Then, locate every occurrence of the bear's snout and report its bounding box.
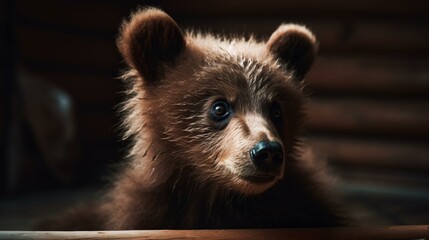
[250,141,283,172]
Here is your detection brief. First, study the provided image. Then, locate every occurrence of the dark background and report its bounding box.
[0,0,428,229]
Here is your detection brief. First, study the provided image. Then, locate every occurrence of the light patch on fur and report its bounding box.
[244,113,275,141]
[189,32,266,61]
[213,113,285,194]
[268,24,317,47]
[230,175,278,195]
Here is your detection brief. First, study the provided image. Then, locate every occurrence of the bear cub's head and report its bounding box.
[118,8,317,195]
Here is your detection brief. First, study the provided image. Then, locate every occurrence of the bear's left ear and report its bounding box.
[266,24,318,81]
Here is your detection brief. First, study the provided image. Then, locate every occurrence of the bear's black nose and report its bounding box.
[250,141,283,172]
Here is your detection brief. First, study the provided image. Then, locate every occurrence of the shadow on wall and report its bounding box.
[6,70,80,192]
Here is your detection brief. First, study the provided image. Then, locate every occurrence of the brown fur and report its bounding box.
[38,8,347,230]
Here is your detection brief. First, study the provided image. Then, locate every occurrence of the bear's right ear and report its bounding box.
[117,8,186,83]
[266,24,318,81]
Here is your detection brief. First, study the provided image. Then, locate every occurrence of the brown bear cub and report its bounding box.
[41,8,347,230]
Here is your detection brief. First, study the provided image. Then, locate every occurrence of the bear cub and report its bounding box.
[42,8,347,230]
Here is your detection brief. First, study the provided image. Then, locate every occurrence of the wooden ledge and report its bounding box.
[0,225,428,240]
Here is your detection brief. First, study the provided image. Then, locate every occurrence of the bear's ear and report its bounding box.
[266,24,318,81]
[117,8,186,83]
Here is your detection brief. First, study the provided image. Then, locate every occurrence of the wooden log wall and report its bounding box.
[160,0,429,194]
[3,0,429,223]
[162,3,429,224]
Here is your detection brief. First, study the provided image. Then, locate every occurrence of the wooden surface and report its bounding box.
[1,226,429,240]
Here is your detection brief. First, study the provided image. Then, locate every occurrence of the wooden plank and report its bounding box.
[306,99,429,137]
[307,56,429,96]
[313,21,429,54]
[307,137,429,172]
[336,166,429,191]
[175,19,429,54]
[16,0,132,33]
[16,26,120,70]
[24,70,121,106]
[339,181,429,225]
[1,226,429,240]
[163,0,429,18]
[15,0,429,26]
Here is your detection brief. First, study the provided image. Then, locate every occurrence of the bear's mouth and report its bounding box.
[239,174,276,184]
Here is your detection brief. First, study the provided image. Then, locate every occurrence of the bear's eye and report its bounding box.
[270,102,283,121]
[272,108,281,119]
[211,100,231,121]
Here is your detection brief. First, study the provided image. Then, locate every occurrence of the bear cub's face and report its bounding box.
[118,8,317,195]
